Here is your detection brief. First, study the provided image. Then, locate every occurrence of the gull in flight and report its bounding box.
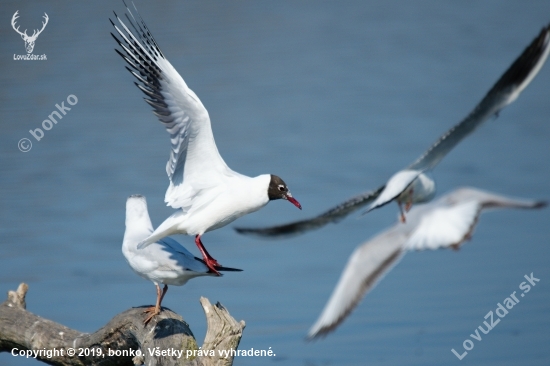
[111,3,301,274]
[307,187,546,340]
[236,24,550,237]
[123,195,242,325]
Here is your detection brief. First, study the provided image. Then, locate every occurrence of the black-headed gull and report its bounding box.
[307,187,546,340]
[236,24,550,237]
[111,4,301,273]
[123,195,241,324]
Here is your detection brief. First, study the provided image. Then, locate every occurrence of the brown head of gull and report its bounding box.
[111,3,301,274]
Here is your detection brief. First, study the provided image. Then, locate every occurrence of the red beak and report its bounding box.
[286,195,302,210]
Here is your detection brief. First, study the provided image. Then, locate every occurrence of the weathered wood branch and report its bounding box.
[0,283,245,366]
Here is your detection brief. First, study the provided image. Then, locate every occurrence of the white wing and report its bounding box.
[307,187,546,340]
[307,227,409,340]
[407,187,547,250]
[367,170,422,211]
[111,5,232,209]
[405,201,480,250]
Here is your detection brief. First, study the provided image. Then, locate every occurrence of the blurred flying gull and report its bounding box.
[307,187,546,340]
[236,23,550,238]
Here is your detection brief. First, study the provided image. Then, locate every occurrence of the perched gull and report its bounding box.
[123,195,241,324]
[307,187,546,340]
[111,4,301,274]
[236,24,550,237]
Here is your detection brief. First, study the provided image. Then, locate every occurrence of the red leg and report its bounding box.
[159,284,168,307]
[404,187,414,212]
[195,235,221,276]
[397,200,406,223]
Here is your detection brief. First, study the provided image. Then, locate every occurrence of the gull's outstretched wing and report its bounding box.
[111,3,231,209]
[407,188,546,250]
[408,24,550,172]
[307,225,409,340]
[235,186,385,238]
[307,187,546,340]
[236,24,550,239]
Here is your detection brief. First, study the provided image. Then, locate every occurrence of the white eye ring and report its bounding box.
[278,185,285,191]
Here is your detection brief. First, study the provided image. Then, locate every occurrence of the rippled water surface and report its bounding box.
[1,1,549,365]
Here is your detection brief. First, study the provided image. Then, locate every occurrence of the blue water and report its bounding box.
[1,1,549,365]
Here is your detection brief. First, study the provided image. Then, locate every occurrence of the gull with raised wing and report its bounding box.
[123,195,242,325]
[307,187,546,340]
[236,24,550,237]
[111,4,301,274]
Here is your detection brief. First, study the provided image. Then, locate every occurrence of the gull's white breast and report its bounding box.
[176,174,271,235]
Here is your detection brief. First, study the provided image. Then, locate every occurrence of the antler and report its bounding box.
[30,13,49,39]
[11,10,28,38]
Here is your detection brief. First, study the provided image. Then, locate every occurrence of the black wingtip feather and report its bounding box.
[487,24,550,98]
[195,257,243,272]
[533,200,548,209]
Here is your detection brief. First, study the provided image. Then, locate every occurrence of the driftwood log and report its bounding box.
[0,283,245,366]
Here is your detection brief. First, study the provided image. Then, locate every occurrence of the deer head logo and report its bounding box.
[11,11,49,54]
